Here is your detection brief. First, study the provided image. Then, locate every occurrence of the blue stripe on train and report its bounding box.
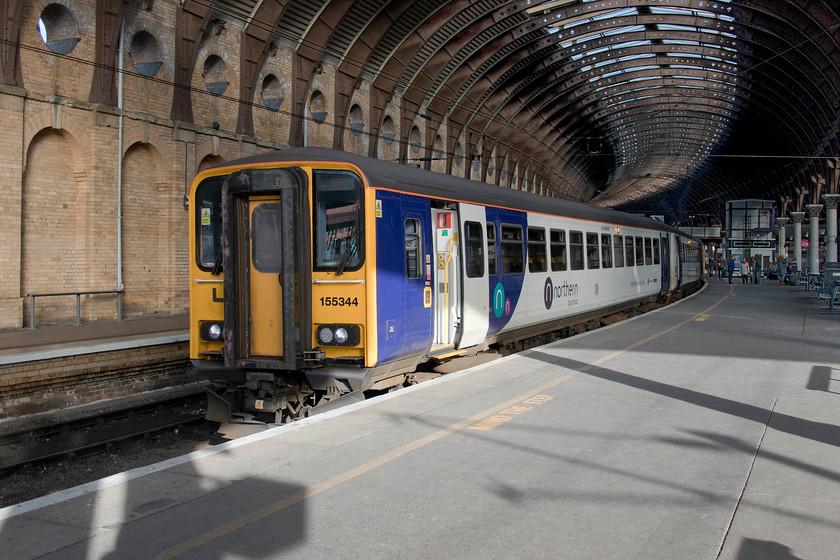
[374,193,527,363]
[375,191,433,364]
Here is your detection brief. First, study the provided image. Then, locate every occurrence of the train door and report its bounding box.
[431,207,461,351]
[671,234,681,290]
[659,232,670,295]
[222,169,302,370]
[457,204,489,348]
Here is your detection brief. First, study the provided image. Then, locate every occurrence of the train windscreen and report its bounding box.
[313,170,364,273]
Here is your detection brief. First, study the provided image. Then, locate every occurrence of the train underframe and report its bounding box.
[199,279,703,426]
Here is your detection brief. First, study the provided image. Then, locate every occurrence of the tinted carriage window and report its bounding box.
[313,170,364,272]
[635,237,644,266]
[570,231,584,270]
[195,176,223,271]
[653,238,661,265]
[405,218,421,279]
[586,233,599,269]
[501,225,524,274]
[487,223,497,276]
[465,221,484,278]
[614,235,624,267]
[644,238,653,265]
[251,203,284,273]
[601,234,612,269]
[625,236,634,267]
[550,229,567,271]
[527,227,547,273]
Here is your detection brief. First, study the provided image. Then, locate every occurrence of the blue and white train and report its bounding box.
[188,147,703,422]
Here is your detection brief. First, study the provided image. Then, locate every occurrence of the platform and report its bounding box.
[1,281,839,559]
[0,315,189,365]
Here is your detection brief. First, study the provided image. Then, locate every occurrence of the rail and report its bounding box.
[27,290,123,329]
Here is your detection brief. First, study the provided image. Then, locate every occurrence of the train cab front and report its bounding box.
[188,161,370,424]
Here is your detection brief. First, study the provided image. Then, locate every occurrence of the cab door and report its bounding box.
[660,232,670,295]
[223,169,302,370]
[248,197,286,356]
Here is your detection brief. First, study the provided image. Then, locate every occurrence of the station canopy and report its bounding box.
[204,0,840,223]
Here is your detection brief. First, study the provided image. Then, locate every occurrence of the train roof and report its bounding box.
[213,147,688,236]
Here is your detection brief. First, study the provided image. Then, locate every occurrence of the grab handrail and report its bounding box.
[27,290,123,329]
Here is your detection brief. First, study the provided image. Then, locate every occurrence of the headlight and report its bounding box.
[200,321,224,342]
[316,325,360,346]
[318,327,334,344]
[334,327,349,344]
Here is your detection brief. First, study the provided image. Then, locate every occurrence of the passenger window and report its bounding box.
[613,235,624,267]
[625,236,634,267]
[601,234,612,269]
[404,218,421,279]
[653,238,661,265]
[527,227,547,273]
[465,221,484,278]
[550,229,567,271]
[487,223,497,276]
[586,233,600,269]
[635,237,644,266]
[570,231,584,270]
[501,225,524,274]
[644,238,653,265]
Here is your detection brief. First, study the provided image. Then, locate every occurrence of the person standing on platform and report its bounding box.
[777,256,787,285]
[728,255,736,284]
[740,257,751,284]
[752,257,761,285]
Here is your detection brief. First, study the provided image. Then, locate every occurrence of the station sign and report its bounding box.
[730,239,774,248]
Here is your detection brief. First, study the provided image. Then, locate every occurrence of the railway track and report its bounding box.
[0,395,208,472]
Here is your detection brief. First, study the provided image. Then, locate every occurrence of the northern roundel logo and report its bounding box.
[544,277,553,310]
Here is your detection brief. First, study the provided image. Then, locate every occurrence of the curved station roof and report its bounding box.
[202,0,837,222]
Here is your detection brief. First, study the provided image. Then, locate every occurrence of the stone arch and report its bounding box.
[23,107,91,170]
[306,89,330,147]
[407,125,422,166]
[122,123,172,171]
[195,137,238,171]
[343,102,367,156]
[377,114,398,161]
[21,127,86,326]
[121,141,167,317]
[197,153,226,172]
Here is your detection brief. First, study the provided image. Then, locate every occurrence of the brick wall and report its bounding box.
[3,2,479,329]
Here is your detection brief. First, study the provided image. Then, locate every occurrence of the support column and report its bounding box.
[790,211,805,273]
[806,204,823,274]
[775,217,789,259]
[822,194,840,264]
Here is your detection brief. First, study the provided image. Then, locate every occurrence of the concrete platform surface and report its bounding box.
[1,281,838,560]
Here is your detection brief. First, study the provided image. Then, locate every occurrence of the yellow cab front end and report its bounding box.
[188,155,377,423]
